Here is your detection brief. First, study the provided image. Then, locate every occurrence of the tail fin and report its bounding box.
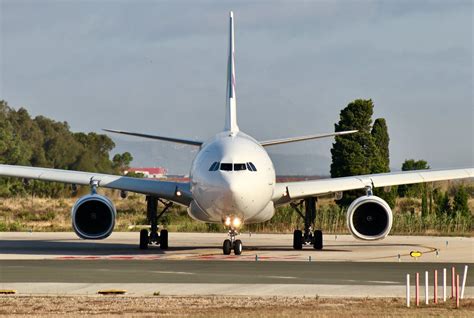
[224,11,239,133]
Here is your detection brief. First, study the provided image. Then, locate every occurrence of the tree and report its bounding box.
[0,101,132,197]
[434,190,452,216]
[330,99,392,206]
[421,184,428,217]
[112,152,134,173]
[453,185,470,216]
[397,159,430,197]
[371,118,390,173]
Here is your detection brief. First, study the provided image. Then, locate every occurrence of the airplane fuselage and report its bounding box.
[189,130,276,225]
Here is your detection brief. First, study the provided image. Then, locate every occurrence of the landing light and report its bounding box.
[232,217,242,228]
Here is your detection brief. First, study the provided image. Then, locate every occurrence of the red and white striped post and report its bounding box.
[451,266,455,298]
[434,269,438,304]
[406,274,410,307]
[456,274,460,308]
[416,272,420,306]
[425,271,429,305]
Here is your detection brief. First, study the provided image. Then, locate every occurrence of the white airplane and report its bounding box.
[0,12,472,255]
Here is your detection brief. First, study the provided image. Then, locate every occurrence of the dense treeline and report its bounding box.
[0,100,131,197]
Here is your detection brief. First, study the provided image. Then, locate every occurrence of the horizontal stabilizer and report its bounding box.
[259,130,358,147]
[103,129,203,147]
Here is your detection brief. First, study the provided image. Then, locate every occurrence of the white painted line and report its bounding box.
[151,271,195,275]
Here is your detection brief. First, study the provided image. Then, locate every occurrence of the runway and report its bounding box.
[0,232,472,297]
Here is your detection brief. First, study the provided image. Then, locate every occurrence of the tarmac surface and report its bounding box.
[0,232,472,297]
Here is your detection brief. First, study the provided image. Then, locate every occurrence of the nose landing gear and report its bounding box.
[223,228,243,255]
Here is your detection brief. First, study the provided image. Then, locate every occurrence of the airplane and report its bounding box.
[0,11,472,255]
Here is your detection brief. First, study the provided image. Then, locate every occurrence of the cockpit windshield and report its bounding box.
[220,163,233,171]
[209,161,257,172]
[234,163,246,171]
[209,162,220,171]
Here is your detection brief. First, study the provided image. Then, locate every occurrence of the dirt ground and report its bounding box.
[0,296,473,317]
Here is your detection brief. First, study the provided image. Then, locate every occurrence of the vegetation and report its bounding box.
[330,99,399,207]
[0,182,472,235]
[0,100,130,197]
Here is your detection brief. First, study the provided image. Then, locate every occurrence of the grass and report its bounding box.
[0,192,472,236]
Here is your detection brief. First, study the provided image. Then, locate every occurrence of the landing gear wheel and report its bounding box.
[139,229,149,250]
[293,230,303,250]
[234,239,243,255]
[313,230,323,250]
[223,239,232,255]
[160,229,168,249]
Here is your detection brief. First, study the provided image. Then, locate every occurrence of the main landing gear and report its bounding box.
[223,229,243,255]
[139,196,172,250]
[291,197,323,250]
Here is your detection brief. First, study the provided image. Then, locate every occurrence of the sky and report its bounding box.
[1,0,473,174]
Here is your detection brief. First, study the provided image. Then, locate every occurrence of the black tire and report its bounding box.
[139,229,149,249]
[223,239,232,255]
[313,230,323,250]
[234,239,243,255]
[293,230,303,250]
[160,229,168,249]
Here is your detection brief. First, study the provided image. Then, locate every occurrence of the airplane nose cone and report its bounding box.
[221,175,248,212]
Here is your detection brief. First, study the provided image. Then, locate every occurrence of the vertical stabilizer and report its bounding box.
[224,11,239,133]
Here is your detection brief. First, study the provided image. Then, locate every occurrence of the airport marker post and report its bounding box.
[443,268,447,302]
[416,272,420,306]
[406,274,410,307]
[451,267,455,298]
[461,265,468,299]
[456,274,460,308]
[434,270,438,304]
[425,271,429,305]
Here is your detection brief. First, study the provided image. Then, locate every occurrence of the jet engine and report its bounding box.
[346,195,392,240]
[71,194,116,239]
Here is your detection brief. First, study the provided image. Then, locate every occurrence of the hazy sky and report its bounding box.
[1,0,473,174]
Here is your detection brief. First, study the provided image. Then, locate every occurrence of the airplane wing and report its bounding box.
[259,130,358,147]
[272,168,474,205]
[0,164,192,206]
[103,129,203,147]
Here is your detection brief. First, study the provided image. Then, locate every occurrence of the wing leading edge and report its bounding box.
[273,168,474,205]
[259,130,358,147]
[103,129,203,147]
[0,164,192,206]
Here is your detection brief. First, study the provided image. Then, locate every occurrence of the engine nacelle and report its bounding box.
[71,194,116,240]
[346,195,393,240]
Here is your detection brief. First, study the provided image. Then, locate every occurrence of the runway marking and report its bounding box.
[265,276,297,279]
[151,271,195,275]
[366,280,399,284]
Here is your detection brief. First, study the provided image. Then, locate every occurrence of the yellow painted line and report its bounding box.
[0,289,17,294]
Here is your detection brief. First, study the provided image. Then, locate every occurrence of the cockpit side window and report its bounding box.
[248,162,257,172]
[209,162,219,171]
[234,163,246,171]
[220,163,233,171]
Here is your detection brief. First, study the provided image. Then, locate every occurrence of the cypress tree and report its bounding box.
[331,99,380,206]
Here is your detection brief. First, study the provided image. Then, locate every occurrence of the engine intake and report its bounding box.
[346,195,392,240]
[72,194,116,239]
